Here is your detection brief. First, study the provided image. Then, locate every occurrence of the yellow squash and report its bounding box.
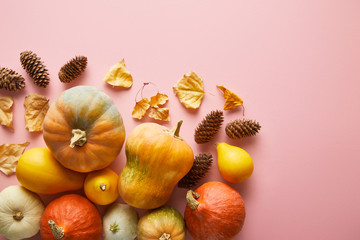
[16,148,85,194]
[84,168,119,205]
[118,121,194,209]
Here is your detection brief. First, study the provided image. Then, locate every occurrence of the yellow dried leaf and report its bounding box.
[103,59,133,88]
[148,106,170,121]
[132,98,150,119]
[24,93,49,132]
[0,96,13,129]
[173,71,204,109]
[150,93,168,107]
[0,142,29,175]
[217,85,243,110]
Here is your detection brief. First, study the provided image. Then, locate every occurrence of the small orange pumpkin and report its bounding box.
[43,86,125,172]
[184,181,246,240]
[40,194,102,240]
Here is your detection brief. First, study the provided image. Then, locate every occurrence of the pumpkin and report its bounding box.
[118,120,194,209]
[84,167,119,205]
[40,194,102,240]
[184,181,246,240]
[103,203,138,240]
[16,147,85,194]
[137,206,185,240]
[0,185,45,240]
[43,85,125,172]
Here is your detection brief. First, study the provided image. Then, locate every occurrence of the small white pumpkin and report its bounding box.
[103,203,139,240]
[0,185,45,240]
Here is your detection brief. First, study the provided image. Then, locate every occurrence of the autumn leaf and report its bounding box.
[0,142,29,175]
[150,93,168,107]
[148,106,170,121]
[103,59,133,88]
[217,85,243,110]
[0,96,13,129]
[173,71,204,109]
[132,98,150,119]
[24,93,49,132]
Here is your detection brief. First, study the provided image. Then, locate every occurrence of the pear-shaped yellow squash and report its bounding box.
[118,121,194,209]
[16,148,85,194]
[217,142,254,183]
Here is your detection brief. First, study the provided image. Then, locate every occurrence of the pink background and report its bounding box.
[1,0,360,239]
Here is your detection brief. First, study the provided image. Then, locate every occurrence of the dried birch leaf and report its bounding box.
[132,98,150,119]
[217,85,243,110]
[0,96,13,129]
[148,106,170,121]
[173,71,204,109]
[103,59,133,88]
[150,93,168,107]
[0,142,29,175]
[24,93,49,132]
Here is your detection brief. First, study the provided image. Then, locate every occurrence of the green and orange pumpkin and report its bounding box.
[43,86,125,172]
[118,120,194,209]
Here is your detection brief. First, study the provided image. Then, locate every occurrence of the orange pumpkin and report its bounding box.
[40,194,102,240]
[184,181,246,240]
[43,86,125,172]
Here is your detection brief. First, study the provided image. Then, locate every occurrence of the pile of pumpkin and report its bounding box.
[0,86,246,240]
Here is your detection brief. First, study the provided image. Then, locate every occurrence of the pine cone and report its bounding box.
[178,153,213,189]
[0,67,25,91]
[194,110,224,144]
[58,56,88,83]
[20,51,50,87]
[225,119,261,139]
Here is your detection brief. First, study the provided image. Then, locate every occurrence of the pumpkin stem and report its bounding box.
[100,184,106,191]
[159,233,171,240]
[169,120,183,140]
[70,129,87,148]
[48,220,64,239]
[186,190,200,210]
[109,222,120,233]
[13,211,24,221]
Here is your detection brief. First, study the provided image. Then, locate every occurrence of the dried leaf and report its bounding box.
[132,98,150,119]
[103,59,133,88]
[150,93,168,107]
[217,85,243,110]
[0,96,13,129]
[24,93,49,132]
[173,71,204,109]
[148,106,170,121]
[0,142,29,175]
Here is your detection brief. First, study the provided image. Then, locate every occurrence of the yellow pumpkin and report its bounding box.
[42,86,126,172]
[118,120,194,209]
[16,147,85,194]
[84,168,119,205]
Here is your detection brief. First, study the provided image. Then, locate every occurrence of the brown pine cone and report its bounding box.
[58,56,88,83]
[20,51,50,87]
[178,153,213,189]
[0,67,25,91]
[225,119,261,139]
[194,110,224,144]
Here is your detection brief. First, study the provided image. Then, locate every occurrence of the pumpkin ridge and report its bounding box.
[70,93,104,129]
[55,99,75,130]
[90,104,119,129]
[80,93,114,129]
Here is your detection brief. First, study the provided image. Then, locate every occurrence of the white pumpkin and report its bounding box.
[0,185,45,240]
[103,203,139,240]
